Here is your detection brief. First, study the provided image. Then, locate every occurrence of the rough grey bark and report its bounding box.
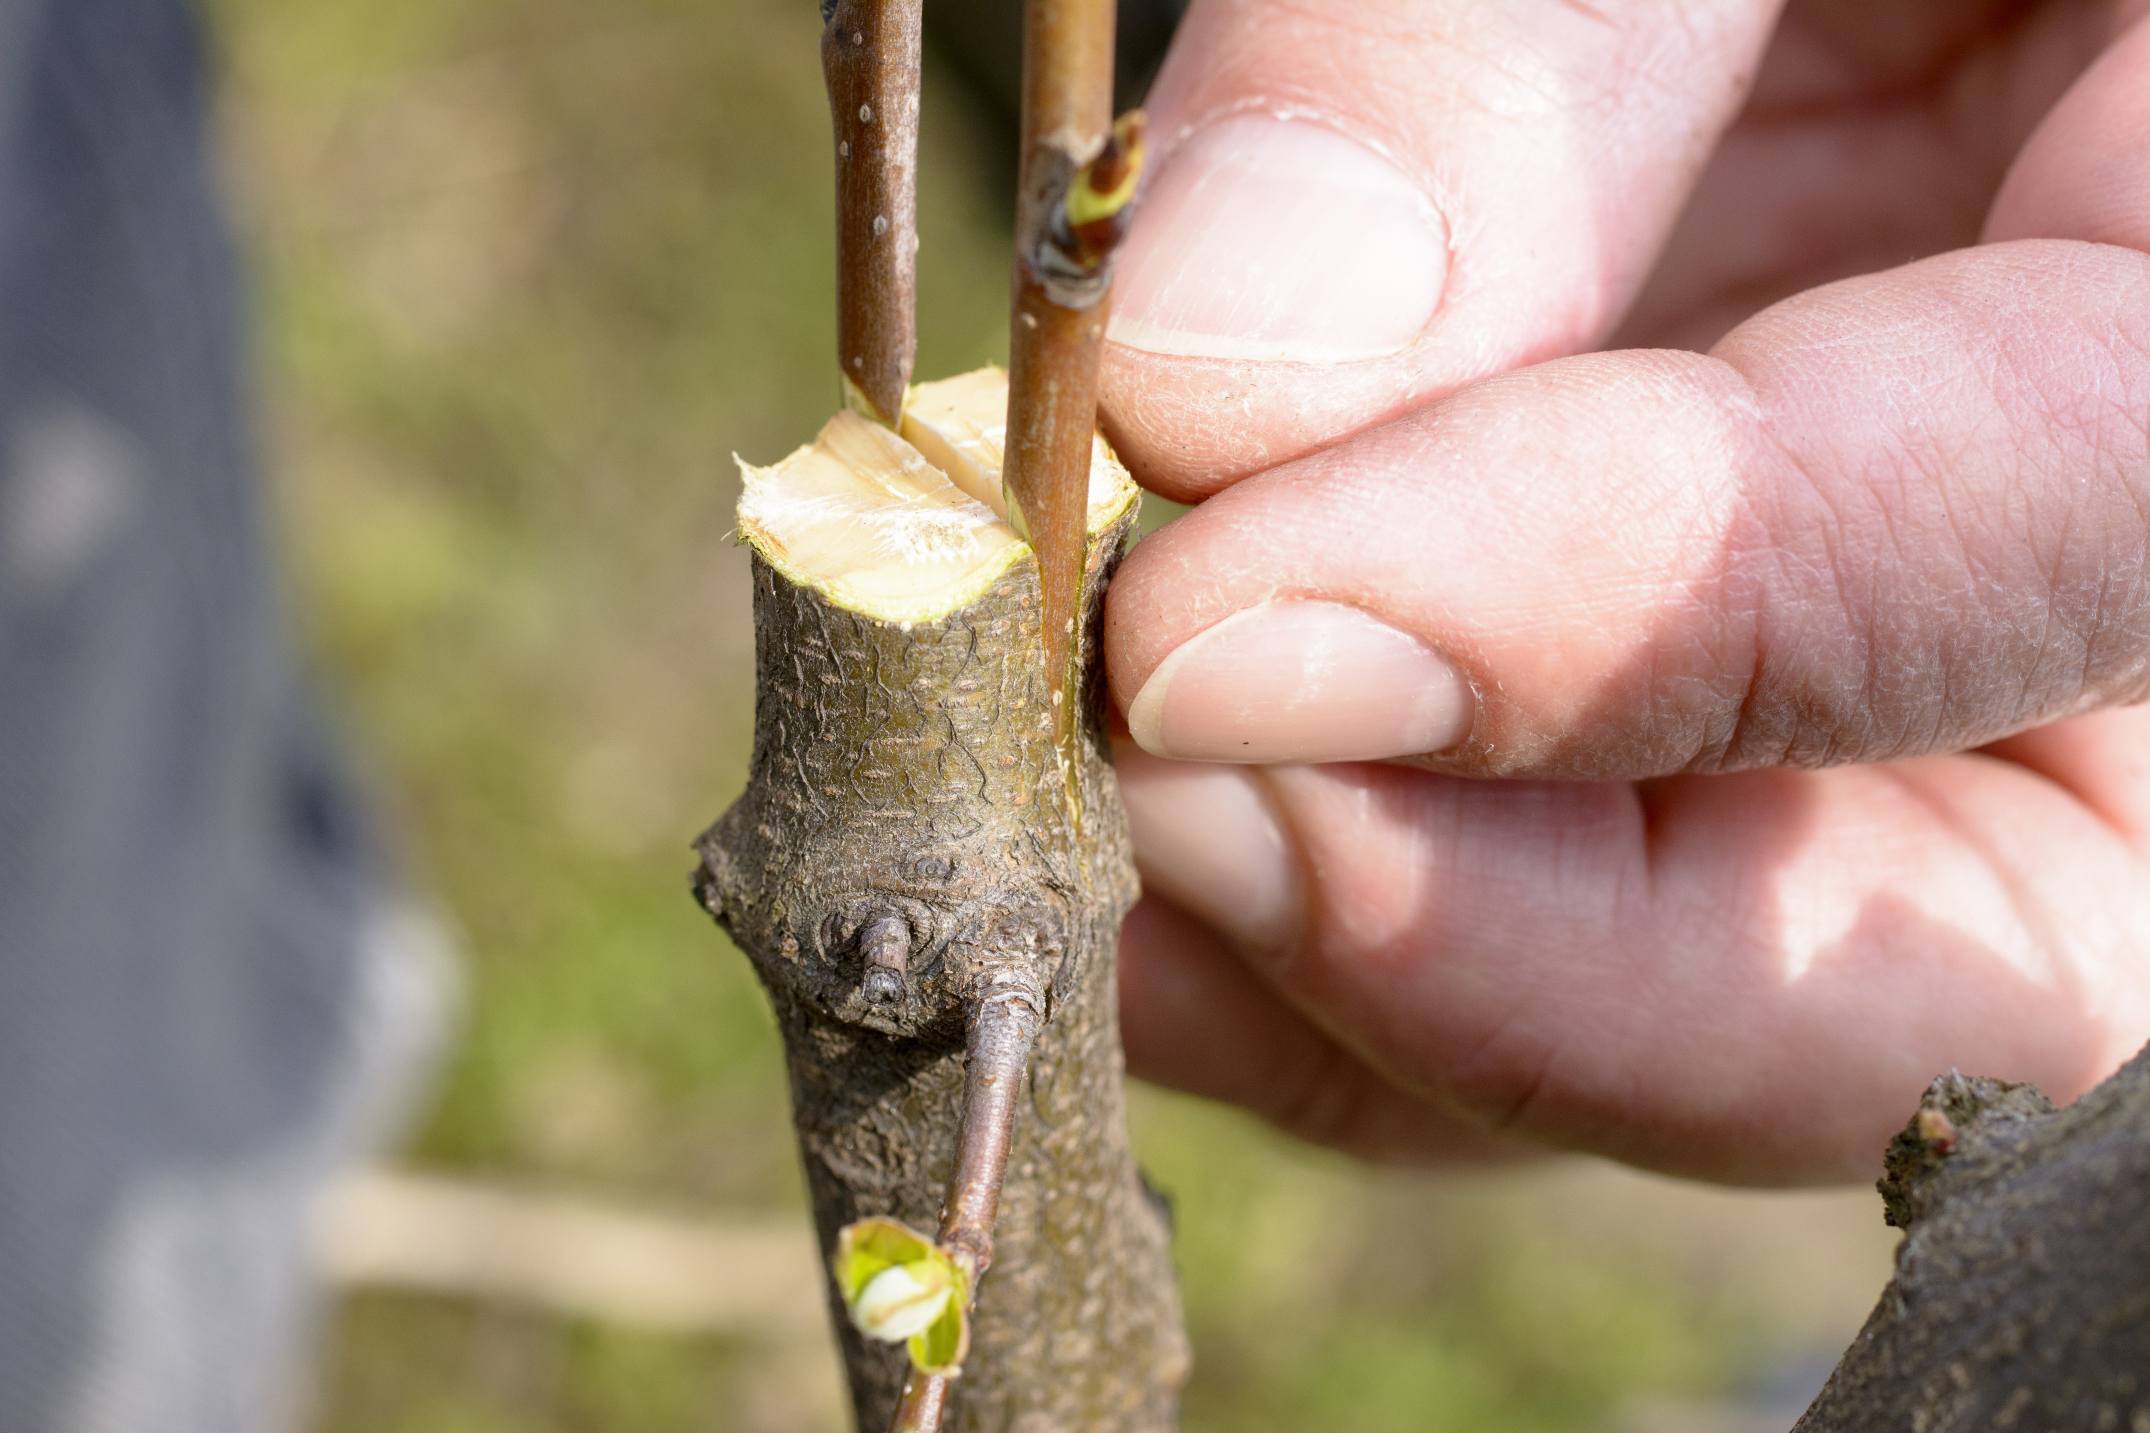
[1797,1039,2150,1431]
[693,510,1187,1431]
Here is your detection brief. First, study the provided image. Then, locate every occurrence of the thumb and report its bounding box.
[1102,0,1783,499]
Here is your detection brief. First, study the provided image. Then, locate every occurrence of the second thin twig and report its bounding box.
[1001,0,1144,792]
[823,0,922,425]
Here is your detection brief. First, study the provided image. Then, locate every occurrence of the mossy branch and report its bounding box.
[1797,1039,2150,1430]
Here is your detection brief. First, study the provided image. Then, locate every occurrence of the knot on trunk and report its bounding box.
[1876,1068,2056,1230]
[696,813,1074,1047]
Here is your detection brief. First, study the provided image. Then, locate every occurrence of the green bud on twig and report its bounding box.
[833,1216,973,1375]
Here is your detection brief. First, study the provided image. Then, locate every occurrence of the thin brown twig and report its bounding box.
[937,982,1041,1270]
[1001,0,1141,798]
[823,0,922,425]
[886,979,1044,1433]
[888,1371,954,1433]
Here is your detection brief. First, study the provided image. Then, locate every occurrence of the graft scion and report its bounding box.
[823,0,922,424]
[1002,0,1144,794]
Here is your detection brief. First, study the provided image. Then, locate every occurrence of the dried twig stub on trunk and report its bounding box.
[697,368,1188,1431]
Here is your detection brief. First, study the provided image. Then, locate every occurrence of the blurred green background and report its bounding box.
[201,1,1897,1428]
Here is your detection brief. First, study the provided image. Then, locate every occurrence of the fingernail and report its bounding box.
[1109,116,1447,362]
[1118,752,1300,956]
[1125,601,1474,763]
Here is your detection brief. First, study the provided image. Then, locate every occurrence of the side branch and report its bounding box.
[939,978,1044,1272]
[889,977,1045,1433]
[823,0,922,425]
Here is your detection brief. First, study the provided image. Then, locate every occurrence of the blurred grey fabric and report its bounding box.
[0,2,448,1430]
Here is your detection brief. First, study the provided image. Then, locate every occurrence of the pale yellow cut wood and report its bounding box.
[903,366,1129,520]
[735,366,1134,623]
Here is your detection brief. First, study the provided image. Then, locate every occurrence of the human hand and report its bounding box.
[1100,0,2150,1183]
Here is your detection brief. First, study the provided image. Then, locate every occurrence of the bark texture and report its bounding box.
[1797,1039,2150,1431]
[694,510,1187,1431]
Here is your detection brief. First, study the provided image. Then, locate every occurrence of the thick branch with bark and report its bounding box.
[1797,1039,2150,1430]
[696,376,1188,1431]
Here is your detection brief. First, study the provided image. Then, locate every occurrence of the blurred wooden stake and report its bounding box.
[314,1169,825,1335]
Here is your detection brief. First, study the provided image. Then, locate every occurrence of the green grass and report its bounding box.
[203,1,1867,1427]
